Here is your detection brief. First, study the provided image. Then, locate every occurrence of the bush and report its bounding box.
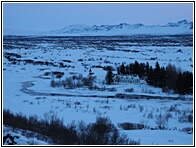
[188,114,193,123]
[168,104,178,112]
[3,110,139,145]
[50,79,55,87]
[165,112,172,121]
[125,88,134,93]
[118,122,144,130]
[155,113,168,129]
[61,74,96,90]
[77,117,140,145]
[178,111,193,123]
[108,87,117,92]
[147,111,153,119]
[181,127,193,134]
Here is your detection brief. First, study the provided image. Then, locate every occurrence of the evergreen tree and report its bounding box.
[145,62,149,75]
[117,67,120,75]
[185,71,193,94]
[133,61,140,75]
[165,63,178,93]
[159,67,166,88]
[129,63,134,75]
[154,61,161,87]
[105,67,114,85]
[139,63,145,78]
[175,72,183,94]
[146,66,154,85]
[120,63,125,75]
[177,71,193,94]
[125,65,130,75]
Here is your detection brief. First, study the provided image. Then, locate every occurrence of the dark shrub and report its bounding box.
[118,122,144,130]
[3,110,140,145]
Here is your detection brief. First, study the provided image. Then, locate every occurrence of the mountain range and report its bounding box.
[4,19,193,36]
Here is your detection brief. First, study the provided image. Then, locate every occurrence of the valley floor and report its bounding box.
[3,60,193,145]
[3,35,193,145]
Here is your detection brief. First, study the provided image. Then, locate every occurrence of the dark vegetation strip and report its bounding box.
[3,109,140,145]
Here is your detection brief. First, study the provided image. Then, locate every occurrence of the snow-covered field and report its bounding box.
[3,35,193,145]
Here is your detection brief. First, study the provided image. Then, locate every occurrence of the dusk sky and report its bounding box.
[3,2,193,32]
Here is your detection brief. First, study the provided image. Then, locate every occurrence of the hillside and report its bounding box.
[3,20,193,36]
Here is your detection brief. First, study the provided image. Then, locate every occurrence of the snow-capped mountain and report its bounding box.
[166,20,193,29]
[4,20,193,36]
[47,19,192,36]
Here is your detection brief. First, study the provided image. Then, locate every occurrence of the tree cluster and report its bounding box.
[51,74,96,90]
[117,61,193,95]
[3,109,140,145]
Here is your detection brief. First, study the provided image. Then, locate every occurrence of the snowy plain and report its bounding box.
[3,35,193,145]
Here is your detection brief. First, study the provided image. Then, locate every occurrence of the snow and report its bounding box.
[3,35,193,145]
[3,126,49,145]
[125,130,193,145]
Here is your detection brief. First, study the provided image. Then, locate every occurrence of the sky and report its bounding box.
[3,2,193,32]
